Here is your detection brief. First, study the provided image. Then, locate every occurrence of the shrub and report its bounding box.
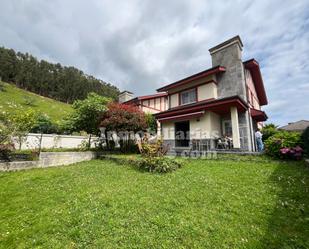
[136,137,182,173]
[0,143,15,161]
[139,137,169,157]
[264,131,303,159]
[31,114,58,134]
[301,127,309,157]
[137,156,182,173]
[279,146,303,160]
[145,113,157,133]
[23,96,37,107]
[119,139,139,153]
[261,123,278,142]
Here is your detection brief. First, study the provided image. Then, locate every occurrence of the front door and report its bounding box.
[175,121,190,147]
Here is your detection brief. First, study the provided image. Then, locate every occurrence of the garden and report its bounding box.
[1,90,309,248]
[0,155,308,248]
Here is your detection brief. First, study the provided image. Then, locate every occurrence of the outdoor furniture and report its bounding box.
[191,139,211,151]
[216,137,233,150]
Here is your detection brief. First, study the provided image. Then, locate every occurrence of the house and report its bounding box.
[120,36,268,152]
[118,91,168,114]
[279,120,309,132]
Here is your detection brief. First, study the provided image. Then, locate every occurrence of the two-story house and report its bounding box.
[119,36,268,152]
[118,91,168,114]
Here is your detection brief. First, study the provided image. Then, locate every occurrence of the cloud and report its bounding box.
[0,0,308,125]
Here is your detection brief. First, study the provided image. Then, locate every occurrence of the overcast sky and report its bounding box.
[0,0,308,126]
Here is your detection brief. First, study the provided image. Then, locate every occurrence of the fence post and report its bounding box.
[38,133,43,155]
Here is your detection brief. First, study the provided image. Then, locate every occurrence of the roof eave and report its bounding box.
[244,59,268,106]
[156,66,226,92]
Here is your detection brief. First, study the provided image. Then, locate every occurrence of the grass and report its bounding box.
[0,157,308,248]
[0,82,72,122]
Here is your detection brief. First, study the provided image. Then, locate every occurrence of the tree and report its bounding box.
[100,102,147,132]
[31,114,57,134]
[100,103,147,152]
[262,123,278,142]
[65,92,110,138]
[0,116,15,160]
[0,46,120,103]
[7,109,38,150]
[145,113,157,133]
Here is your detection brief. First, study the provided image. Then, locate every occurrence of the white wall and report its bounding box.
[162,122,175,139]
[198,83,218,101]
[170,94,178,108]
[161,111,221,141]
[13,133,99,150]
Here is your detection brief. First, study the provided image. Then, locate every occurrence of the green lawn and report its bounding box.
[0,82,72,122]
[0,158,308,248]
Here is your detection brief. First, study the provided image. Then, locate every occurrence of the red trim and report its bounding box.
[244,59,268,105]
[138,92,167,100]
[123,92,168,105]
[178,87,198,106]
[141,104,162,112]
[250,108,268,122]
[157,66,226,92]
[158,111,204,123]
[155,96,248,119]
[168,80,216,94]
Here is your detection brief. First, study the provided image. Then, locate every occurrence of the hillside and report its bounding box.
[0,82,73,122]
[0,46,120,103]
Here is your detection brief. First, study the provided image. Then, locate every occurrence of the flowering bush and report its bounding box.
[279,146,303,160]
[265,131,303,160]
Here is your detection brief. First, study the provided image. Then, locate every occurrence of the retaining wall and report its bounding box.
[0,151,100,172]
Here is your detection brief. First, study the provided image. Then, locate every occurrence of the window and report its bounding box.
[180,89,196,105]
[222,120,232,137]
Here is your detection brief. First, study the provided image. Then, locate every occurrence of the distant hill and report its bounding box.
[0,46,120,103]
[0,82,72,122]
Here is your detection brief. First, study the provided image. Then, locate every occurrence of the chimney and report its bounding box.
[208,35,247,101]
[118,90,134,103]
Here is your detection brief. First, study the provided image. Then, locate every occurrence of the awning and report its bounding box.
[158,111,204,123]
[250,108,268,122]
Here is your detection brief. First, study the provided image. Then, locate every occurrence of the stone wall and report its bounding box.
[0,151,100,172]
[209,37,247,102]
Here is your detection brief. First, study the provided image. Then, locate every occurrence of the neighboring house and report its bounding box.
[279,120,309,132]
[119,91,168,114]
[120,36,268,152]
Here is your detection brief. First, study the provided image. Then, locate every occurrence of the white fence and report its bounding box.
[13,133,99,150]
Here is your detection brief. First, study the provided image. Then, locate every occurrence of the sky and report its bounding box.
[0,0,308,126]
